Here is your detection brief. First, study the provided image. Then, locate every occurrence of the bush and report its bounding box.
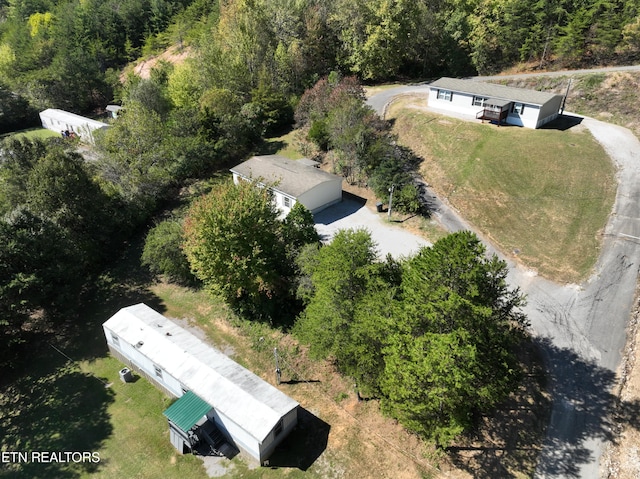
[394,184,422,214]
[141,219,196,285]
[307,119,329,150]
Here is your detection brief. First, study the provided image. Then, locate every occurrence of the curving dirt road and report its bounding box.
[367,76,640,478]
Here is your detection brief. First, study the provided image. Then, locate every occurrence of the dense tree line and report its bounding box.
[0,137,129,366]
[1,0,639,123]
[294,229,527,445]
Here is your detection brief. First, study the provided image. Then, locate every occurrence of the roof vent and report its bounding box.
[136,341,144,348]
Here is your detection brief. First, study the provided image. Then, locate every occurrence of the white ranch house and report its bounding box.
[429,77,564,129]
[39,108,109,143]
[231,155,343,216]
[103,304,299,464]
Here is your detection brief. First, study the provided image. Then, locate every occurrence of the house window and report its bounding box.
[274,419,283,437]
[512,103,525,114]
[473,96,489,107]
[283,196,291,208]
[110,333,120,347]
[154,365,163,379]
[437,89,452,101]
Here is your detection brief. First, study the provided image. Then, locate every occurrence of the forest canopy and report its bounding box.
[1,0,639,118]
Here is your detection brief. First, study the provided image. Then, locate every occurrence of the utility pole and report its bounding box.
[274,347,281,385]
[561,79,572,114]
[387,184,395,219]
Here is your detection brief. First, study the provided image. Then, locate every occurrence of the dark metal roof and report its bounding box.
[163,391,212,432]
[430,77,562,106]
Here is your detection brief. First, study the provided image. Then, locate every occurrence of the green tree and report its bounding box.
[380,231,526,446]
[142,218,196,285]
[281,202,319,262]
[26,152,104,261]
[183,179,289,321]
[294,228,378,358]
[94,101,175,217]
[0,208,83,367]
[0,137,47,214]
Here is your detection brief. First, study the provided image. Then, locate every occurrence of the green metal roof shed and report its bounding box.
[163,391,212,432]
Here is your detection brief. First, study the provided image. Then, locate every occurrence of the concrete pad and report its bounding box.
[313,195,430,260]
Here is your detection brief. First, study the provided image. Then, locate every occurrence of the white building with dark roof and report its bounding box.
[230,155,343,216]
[39,108,109,143]
[429,77,564,129]
[103,304,299,464]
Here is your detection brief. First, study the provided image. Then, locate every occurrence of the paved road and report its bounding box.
[367,74,640,478]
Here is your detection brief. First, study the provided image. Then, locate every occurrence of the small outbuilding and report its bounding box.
[230,155,343,216]
[428,77,564,129]
[103,304,300,464]
[39,109,109,143]
[105,105,123,118]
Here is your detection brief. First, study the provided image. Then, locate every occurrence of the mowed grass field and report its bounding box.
[388,96,617,283]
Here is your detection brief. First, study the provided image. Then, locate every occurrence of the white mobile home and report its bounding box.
[230,155,343,216]
[429,77,564,129]
[39,109,109,142]
[103,304,299,464]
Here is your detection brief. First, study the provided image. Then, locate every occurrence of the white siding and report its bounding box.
[39,109,109,143]
[297,179,343,214]
[429,87,562,129]
[507,104,541,129]
[103,325,183,397]
[259,408,298,460]
[103,304,299,464]
[207,408,261,460]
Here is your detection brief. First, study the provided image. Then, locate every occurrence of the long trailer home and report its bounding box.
[429,77,564,129]
[103,304,299,464]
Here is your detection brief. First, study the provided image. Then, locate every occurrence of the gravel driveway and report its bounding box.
[313,194,430,259]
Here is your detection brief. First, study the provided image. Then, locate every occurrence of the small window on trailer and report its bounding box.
[154,365,163,379]
[110,332,120,347]
[274,419,283,437]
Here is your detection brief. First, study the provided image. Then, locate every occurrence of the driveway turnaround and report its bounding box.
[313,195,430,260]
[368,81,640,478]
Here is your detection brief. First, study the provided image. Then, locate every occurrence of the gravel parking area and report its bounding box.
[313,194,431,260]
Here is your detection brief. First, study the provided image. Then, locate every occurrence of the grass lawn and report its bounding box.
[261,129,307,159]
[77,357,206,479]
[1,127,60,140]
[388,96,617,283]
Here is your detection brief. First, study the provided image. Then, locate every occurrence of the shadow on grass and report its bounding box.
[259,140,287,156]
[447,337,640,478]
[265,407,330,471]
[0,356,114,479]
[61,235,166,363]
